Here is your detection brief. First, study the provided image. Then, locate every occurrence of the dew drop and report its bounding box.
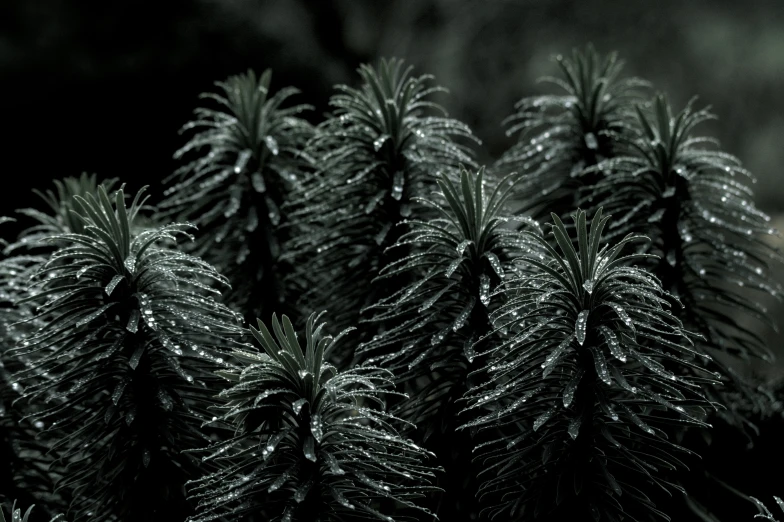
[105,274,124,296]
[479,274,491,306]
[575,310,589,345]
[584,132,598,150]
[583,279,594,294]
[264,136,279,156]
[310,413,324,442]
[445,257,463,278]
[391,170,404,201]
[292,398,307,415]
[373,134,390,152]
[456,240,473,255]
[234,149,252,174]
[452,297,476,332]
[483,253,503,281]
[533,405,557,431]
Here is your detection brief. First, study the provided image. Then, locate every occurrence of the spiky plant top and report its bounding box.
[9,174,117,250]
[359,167,536,430]
[8,186,243,521]
[187,312,439,522]
[359,166,538,519]
[495,46,648,221]
[586,95,780,364]
[161,69,313,320]
[287,58,477,343]
[464,209,712,521]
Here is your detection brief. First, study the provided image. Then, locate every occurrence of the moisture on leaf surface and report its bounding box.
[187,312,439,522]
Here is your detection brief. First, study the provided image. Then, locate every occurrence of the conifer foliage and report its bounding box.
[360,167,533,429]
[495,46,648,221]
[359,167,536,518]
[1,175,118,516]
[188,312,439,522]
[466,209,712,521]
[0,48,782,522]
[288,58,477,344]
[9,186,242,521]
[161,69,313,321]
[15,174,118,242]
[583,93,783,522]
[587,96,780,364]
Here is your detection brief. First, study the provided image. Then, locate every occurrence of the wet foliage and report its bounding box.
[586,95,780,365]
[285,58,478,356]
[359,167,537,518]
[0,502,35,522]
[0,176,121,517]
[465,209,713,520]
[359,167,534,426]
[494,46,649,222]
[0,48,781,522]
[0,218,60,517]
[159,70,314,322]
[7,186,243,520]
[188,312,439,522]
[752,497,784,521]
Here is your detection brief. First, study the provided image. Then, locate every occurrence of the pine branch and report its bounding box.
[8,185,244,521]
[160,69,314,321]
[495,45,648,222]
[187,312,439,522]
[359,167,538,518]
[595,95,779,353]
[285,58,478,360]
[577,91,784,522]
[585,95,781,416]
[465,209,713,521]
[358,167,536,426]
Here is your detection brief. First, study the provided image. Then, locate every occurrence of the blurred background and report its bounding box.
[2,0,783,368]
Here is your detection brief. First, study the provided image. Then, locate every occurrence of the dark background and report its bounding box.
[2,0,784,369]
